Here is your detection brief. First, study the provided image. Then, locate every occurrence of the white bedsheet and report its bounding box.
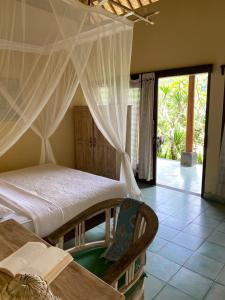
[0,164,127,237]
[1,212,34,232]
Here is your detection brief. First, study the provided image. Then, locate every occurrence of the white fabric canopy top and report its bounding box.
[0,0,141,198]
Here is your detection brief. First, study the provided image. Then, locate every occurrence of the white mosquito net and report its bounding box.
[0,0,141,198]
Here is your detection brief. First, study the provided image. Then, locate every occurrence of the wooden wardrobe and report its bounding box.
[74,106,131,180]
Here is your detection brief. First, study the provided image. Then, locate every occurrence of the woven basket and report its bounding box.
[0,273,61,300]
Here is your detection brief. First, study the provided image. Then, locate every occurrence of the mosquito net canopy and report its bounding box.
[0,0,141,198]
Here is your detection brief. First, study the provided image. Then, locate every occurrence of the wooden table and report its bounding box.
[0,220,124,300]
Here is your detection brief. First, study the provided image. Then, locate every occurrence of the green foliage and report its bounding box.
[157,74,208,164]
[197,152,203,164]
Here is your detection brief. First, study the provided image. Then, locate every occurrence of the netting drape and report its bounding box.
[0,0,139,198]
[32,62,79,164]
[47,1,141,197]
[75,25,141,198]
[0,0,86,157]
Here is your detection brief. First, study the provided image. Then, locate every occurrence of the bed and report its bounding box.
[0,164,127,237]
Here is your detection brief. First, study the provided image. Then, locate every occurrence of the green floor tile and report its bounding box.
[215,266,225,286]
[205,283,225,300]
[154,285,196,300]
[197,241,225,264]
[158,243,193,265]
[184,253,224,280]
[144,274,165,299]
[172,232,204,251]
[169,267,213,299]
[146,253,181,282]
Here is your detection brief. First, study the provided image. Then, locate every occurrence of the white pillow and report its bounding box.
[0,204,14,219]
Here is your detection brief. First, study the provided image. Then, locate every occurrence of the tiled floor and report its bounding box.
[85,185,225,299]
[141,186,225,299]
[157,158,203,194]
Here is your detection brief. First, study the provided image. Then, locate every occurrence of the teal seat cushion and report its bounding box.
[74,247,145,299]
[73,247,112,278]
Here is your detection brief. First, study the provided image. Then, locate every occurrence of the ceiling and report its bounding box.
[21,0,159,25]
[92,0,158,16]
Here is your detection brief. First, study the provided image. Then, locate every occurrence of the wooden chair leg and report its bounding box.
[126,277,144,300]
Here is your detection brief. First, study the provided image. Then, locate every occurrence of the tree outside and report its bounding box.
[157,73,208,164]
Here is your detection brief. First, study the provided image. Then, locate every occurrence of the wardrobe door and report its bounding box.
[93,124,119,180]
[74,106,94,173]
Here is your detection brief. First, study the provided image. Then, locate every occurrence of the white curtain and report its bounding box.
[0,0,138,198]
[0,0,86,157]
[72,23,141,198]
[32,62,79,164]
[129,76,141,174]
[138,73,155,181]
[216,127,225,201]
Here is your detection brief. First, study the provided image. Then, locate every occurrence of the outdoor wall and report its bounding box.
[131,0,225,196]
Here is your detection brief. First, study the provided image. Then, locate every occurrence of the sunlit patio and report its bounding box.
[157,158,203,194]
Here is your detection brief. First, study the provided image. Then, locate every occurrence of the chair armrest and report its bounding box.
[46,198,123,245]
[47,213,86,245]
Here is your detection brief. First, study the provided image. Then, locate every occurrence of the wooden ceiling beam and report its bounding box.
[117,0,132,10]
[96,0,119,14]
[126,0,134,10]
[94,0,160,23]
[103,2,115,13]
[136,0,142,7]
[109,0,154,24]
[113,0,125,14]
[107,2,118,14]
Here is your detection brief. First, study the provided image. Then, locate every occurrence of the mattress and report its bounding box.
[0,164,127,237]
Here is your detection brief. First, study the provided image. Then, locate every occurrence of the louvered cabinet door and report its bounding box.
[93,106,131,180]
[74,106,94,173]
[93,124,120,180]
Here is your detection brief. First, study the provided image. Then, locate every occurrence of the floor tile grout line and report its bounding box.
[141,185,225,299]
[147,252,190,271]
[144,272,167,299]
[145,261,182,286]
[169,235,207,252]
[146,262,225,300]
[183,260,225,282]
[214,264,225,284]
[152,282,200,300]
[168,268,214,300]
[147,245,225,282]
[202,279,218,300]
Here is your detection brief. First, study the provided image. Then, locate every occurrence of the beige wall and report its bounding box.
[0,108,74,172]
[0,86,86,172]
[1,0,224,196]
[131,0,225,195]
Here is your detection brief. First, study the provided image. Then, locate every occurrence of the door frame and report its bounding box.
[221,65,225,144]
[152,64,213,197]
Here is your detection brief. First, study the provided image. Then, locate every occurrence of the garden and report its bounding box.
[157,73,208,164]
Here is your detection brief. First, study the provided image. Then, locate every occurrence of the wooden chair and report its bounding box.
[47,198,158,298]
